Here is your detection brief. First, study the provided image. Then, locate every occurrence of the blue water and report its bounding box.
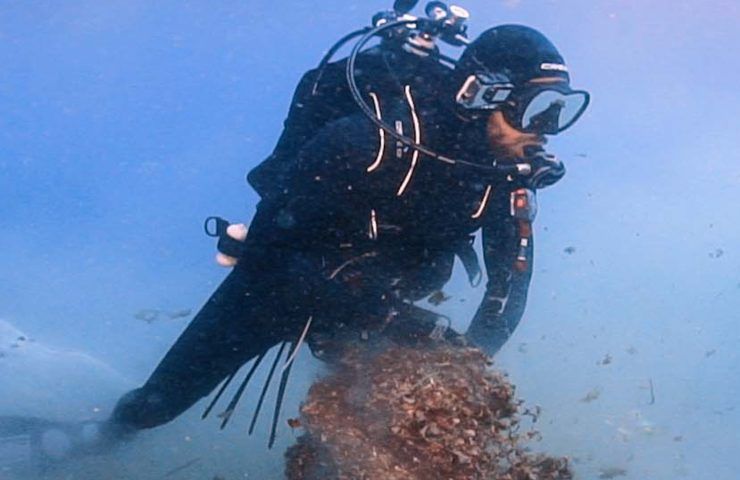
[1,1,738,478]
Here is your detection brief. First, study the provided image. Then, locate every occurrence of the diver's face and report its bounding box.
[485,77,566,159]
[485,111,546,160]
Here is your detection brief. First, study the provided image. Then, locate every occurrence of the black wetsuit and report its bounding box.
[110,49,535,431]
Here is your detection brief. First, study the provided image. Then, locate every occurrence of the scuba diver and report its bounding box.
[0,0,589,464]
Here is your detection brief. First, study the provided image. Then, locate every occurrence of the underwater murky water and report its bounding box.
[1,1,738,478]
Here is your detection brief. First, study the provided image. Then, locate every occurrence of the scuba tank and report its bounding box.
[247,1,473,200]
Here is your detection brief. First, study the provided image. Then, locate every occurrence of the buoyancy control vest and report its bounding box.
[247,45,454,201]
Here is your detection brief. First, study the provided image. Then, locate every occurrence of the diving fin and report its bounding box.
[0,415,133,467]
[0,416,60,437]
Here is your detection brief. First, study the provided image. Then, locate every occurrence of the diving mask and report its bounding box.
[456,73,590,135]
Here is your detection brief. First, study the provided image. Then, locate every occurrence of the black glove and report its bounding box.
[466,296,514,357]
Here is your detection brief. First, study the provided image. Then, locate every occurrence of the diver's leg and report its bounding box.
[110,264,290,431]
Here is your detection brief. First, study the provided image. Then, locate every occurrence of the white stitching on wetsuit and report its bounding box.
[366,92,385,173]
[368,208,378,240]
[471,184,493,219]
[397,85,421,196]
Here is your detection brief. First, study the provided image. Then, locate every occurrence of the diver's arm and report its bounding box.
[466,191,534,356]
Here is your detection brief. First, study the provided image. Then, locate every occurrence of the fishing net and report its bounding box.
[285,341,572,479]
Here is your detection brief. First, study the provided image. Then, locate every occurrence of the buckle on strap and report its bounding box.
[204,216,229,238]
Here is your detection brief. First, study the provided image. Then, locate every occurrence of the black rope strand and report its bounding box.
[202,369,237,420]
[218,351,267,430]
[268,343,300,448]
[249,342,289,435]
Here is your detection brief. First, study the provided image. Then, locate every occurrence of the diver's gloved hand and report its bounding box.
[466,300,512,357]
[521,146,566,190]
[215,223,248,267]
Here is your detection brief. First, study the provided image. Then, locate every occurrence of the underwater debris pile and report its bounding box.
[285,344,572,480]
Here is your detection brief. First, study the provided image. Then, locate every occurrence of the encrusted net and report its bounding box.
[286,343,572,480]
